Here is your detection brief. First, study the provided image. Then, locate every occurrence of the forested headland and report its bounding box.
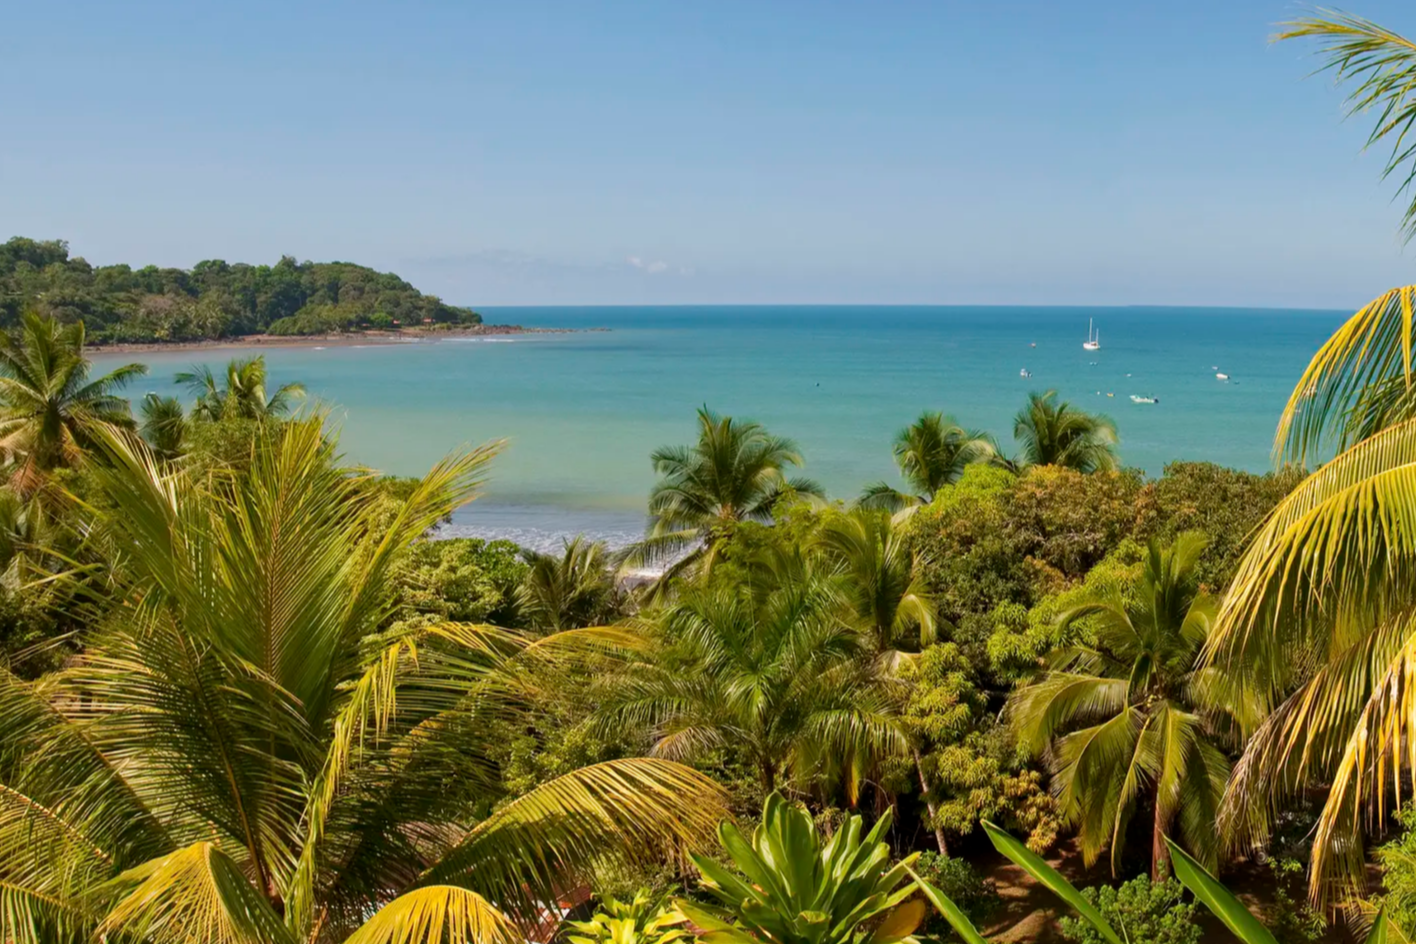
[0,236,481,343]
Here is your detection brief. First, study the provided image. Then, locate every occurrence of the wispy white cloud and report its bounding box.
[627,255,685,276]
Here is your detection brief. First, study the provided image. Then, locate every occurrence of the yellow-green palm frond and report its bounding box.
[0,783,114,944]
[422,758,727,920]
[96,842,293,944]
[0,668,170,873]
[346,886,520,944]
[1212,417,1414,682]
[1048,708,1144,868]
[1276,13,1416,239]
[1275,287,1415,462]
[1219,610,1414,902]
[1008,673,1130,755]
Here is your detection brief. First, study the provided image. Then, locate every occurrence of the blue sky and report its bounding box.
[3,1,1412,308]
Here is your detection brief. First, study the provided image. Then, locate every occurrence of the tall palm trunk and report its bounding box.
[1152,799,1169,879]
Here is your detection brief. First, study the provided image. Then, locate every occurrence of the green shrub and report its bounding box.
[1058,875,1200,944]
[1362,809,1416,941]
[914,851,994,935]
[389,537,528,626]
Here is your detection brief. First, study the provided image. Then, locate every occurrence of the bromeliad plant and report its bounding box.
[565,889,691,944]
[675,793,928,944]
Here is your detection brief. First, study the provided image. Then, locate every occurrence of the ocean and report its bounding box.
[92,305,1346,552]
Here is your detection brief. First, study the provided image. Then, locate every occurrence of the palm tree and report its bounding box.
[629,407,823,584]
[176,355,305,421]
[0,419,726,944]
[859,412,997,512]
[138,393,187,462]
[1008,534,1243,877]
[816,507,950,850]
[517,535,621,632]
[1012,390,1119,472]
[1206,14,1414,905]
[816,508,937,664]
[0,311,146,490]
[604,562,907,799]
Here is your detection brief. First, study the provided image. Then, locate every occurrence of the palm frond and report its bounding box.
[96,842,293,944]
[1277,12,1416,239]
[421,758,727,920]
[346,886,520,944]
[1274,288,1414,462]
[1212,417,1414,678]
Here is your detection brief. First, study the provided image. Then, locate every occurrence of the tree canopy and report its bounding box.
[0,237,481,343]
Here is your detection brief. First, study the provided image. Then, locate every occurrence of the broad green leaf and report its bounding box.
[869,899,927,944]
[673,900,756,944]
[905,867,989,944]
[1362,908,1411,944]
[1164,837,1278,944]
[982,822,1122,944]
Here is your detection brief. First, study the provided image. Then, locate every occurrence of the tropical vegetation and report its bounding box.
[1205,6,1416,907]
[859,411,997,512]
[0,237,482,342]
[1011,390,1119,473]
[1008,533,1237,877]
[0,9,1408,944]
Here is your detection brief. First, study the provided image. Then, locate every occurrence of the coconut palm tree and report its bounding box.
[0,418,726,944]
[628,407,823,585]
[603,561,907,799]
[816,508,937,663]
[1012,390,1119,473]
[0,311,146,491]
[138,393,187,462]
[1009,533,1244,877]
[176,355,305,422]
[859,412,997,512]
[1207,14,1414,905]
[517,535,621,632]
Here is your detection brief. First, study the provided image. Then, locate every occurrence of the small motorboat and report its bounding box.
[1130,395,1158,404]
[1216,372,1229,381]
[1020,368,1032,378]
[1030,342,1037,347]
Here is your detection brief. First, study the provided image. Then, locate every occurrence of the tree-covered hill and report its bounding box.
[0,236,481,343]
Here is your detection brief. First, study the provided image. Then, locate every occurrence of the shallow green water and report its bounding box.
[94,305,1344,550]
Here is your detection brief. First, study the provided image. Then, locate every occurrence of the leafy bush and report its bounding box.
[389,537,528,626]
[1138,461,1302,590]
[1361,809,1416,941]
[914,851,994,935]
[1058,875,1200,944]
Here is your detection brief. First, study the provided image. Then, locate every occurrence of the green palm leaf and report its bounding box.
[96,842,295,944]
[422,758,726,916]
[1164,837,1278,944]
[982,821,1121,944]
[346,886,521,944]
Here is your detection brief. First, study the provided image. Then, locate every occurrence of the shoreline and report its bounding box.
[90,324,598,355]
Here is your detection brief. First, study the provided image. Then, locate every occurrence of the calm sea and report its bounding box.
[93,306,1345,552]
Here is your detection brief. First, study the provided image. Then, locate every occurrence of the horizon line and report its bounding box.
[470,301,1352,314]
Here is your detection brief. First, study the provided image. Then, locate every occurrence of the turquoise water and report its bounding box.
[94,306,1345,550]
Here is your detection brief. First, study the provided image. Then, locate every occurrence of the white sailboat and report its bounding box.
[1083,319,1100,351]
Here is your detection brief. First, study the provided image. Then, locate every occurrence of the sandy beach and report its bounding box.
[90,323,592,355]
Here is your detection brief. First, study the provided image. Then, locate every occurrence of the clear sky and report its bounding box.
[3,1,1413,308]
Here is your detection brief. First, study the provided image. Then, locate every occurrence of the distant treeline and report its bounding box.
[0,236,481,343]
